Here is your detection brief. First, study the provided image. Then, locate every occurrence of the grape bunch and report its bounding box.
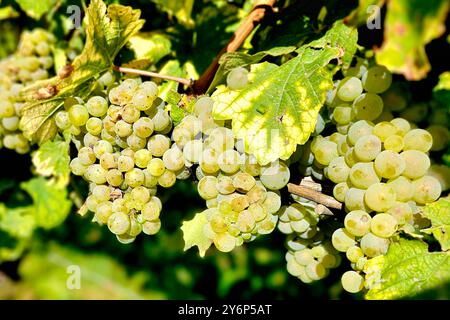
[310,62,443,292]
[280,203,341,283]
[66,77,176,243]
[170,95,289,253]
[0,28,55,153]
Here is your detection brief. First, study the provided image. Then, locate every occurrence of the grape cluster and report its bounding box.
[171,96,289,253]
[310,66,442,292]
[0,28,55,153]
[67,77,176,243]
[280,203,341,283]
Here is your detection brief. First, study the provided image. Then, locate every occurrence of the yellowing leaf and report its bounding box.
[364,239,450,300]
[19,0,144,144]
[422,198,450,251]
[0,205,35,239]
[21,177,71,229]
[32,134,70,187]
[376,0,449,80]
[150,0,195,27]
[129,33,172,65]
[181,211,212,258]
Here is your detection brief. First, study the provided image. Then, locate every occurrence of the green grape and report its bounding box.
[106,169,123,186]
[231,194,250,212]
[70,158,87,176]
[216,175,235,194]
[158,170,177,188]
[384,135,404,153]
[131,88,156,111]
[412,175,442,204]
[365,183,396,212]
[127,134,147,151]
[55,111,71,130]
[387,176,414,202]
[313,140,338,165]
[133,117,154,138]
[370,213,397,238]
[332,104,353,125]
[183,139,203,164]
[331,228,356,252]
[346,246,364,263]
[117,155,134,172]
[92,185,110,202]
[360,232,389,257]
[347,120,373,146]
[95,202,113,224]
[236,210,256,233]
[86,96,108,117]
[362,65,392,93]
[248,203,266,221]
[142,220,161,235]
[128,219,143,237]
[305,261,327,280]
[260,161,290,190]
[98,72,115,88]
[147,158,165,177]
[374,150,405,179]
[198,176,219,200]
[85,164,108,184]
[131,186,151,204]
[372,121,397,142]
[336,77,363,101]
[85,117,102,136]
[427,125,450,151]
[152,109,171,132]
[333,182,349,202]
[387,202,413,225]
[427,164,450,191]
[294,249,315,266]
[344,148,358,167]
[68,104,89,126]
[349,162,380,189]
[107,212,131,235]
[226,67,249,90]
[345,188,369,212]
[233,172,256,192]
[354,134,381,161]
[207,127,234,152]
[344,210,371,237]
[341,271,365,293]
[114,120,133,138]
[93,140,113,158]
[400,150,430,179]
[121,105,140,123]
[352,93,383,121]
[218,150,240,174]
[390,118,411,136]
[124,168,145,187]
[162,147,185,171]
[213,233,236,252]
[147,134,171,157]
[403,129,433,153]
[78,147,96,166]
[261,191,281,214]
[240,154,261,176]
[143,169,159,187]
[200,148,220,174]
[327,156,350,183]
[291,219,310,233]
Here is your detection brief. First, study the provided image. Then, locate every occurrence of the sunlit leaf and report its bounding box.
[422,198,450,251]
[181,211,212,258]
[15,0,57,19]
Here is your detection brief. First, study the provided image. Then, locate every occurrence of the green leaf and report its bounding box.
[0,5,20,20]
[19,0,144,144]
[32,134,70,187]
[128,33,172,65]
[345,0,385,26]
[181,211,212,258]
[364,239,450,300]
[0,204,35,239]
[433,71,450,109]
[150,0,195,27]
[17,243,166,299]
[422,198,450,251]
[207,46,297,94]
[376,0,449,80]
[21,177,71,229]
[15,0,56,19]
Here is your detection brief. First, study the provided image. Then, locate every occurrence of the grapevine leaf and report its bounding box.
[21,177,71,229]
[181,211,212,258]
[212,50,339,165]
[15,0,57,20]
[31,134,71,187]
[0,6,20,20]
[207,46,297,93]
[376,0,449,80]
[433,71,450,109]
[17,244,166,299]
[150,0,195,27]
[344,0,385,26]
[0,205,35,239]
[128,33,172,65]
[158,60,185,101]
[422,198,450,251]
[19,0,144,144]
[364,239,450,300]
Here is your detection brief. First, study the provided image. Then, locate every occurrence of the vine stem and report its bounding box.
[287,183,343,210]
[193,0,276,93]
[113,66,193,87]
